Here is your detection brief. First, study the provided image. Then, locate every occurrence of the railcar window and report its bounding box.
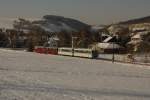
[61,49,72,52]
[74,50,91,53]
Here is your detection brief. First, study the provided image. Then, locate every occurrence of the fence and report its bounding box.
[98,53,150,65]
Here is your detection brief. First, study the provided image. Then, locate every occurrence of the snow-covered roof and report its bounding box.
[138,31,150,36]
[132,31,150,39]
[97,43,122,49]
[132,27,149,31]
[103,36,113,43]
[132,34,141,39]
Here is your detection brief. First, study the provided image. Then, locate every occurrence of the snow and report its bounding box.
[91,25,104,30]
[41,22,76,33]
[39,22,76,32]
[0,49,150,100]
[97,43,122,49]
[103,36,113,43]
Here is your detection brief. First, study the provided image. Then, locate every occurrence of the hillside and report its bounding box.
[33,15,90,33]
[119,16,150,25]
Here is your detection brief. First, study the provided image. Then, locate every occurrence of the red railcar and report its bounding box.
[47,47,58,55]
[34,46,58,55]
[34,46,46,54]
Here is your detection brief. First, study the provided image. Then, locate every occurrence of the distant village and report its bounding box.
[0,15,150,56]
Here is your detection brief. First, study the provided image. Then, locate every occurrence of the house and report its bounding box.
[91,42,125,54]
[108,24,129,37]
[129,23,150,33]
[96,43,125,53]
[128,23,150,52]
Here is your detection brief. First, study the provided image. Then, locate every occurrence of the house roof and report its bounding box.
[103,36,113,43]
[132,31,150,39]
[97,43,122,49]
[132,34,141,39]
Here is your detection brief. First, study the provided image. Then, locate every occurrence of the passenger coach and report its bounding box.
[58,48,98,59]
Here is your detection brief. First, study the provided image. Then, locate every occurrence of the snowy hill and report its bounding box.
[119,16,150,25]
[32,15,90,33]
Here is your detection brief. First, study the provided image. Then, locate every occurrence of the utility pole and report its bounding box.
[72,37,77,57]
[112,34,117,63]
[112,42,115,63]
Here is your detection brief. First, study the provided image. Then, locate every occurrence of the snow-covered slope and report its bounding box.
[33,15,90,33]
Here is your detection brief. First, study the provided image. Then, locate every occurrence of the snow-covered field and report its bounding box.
[0,49,150,100]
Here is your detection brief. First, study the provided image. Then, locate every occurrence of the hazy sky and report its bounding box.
[0,0,150,28]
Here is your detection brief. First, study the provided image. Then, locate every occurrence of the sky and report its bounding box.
[0,0,150,28]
